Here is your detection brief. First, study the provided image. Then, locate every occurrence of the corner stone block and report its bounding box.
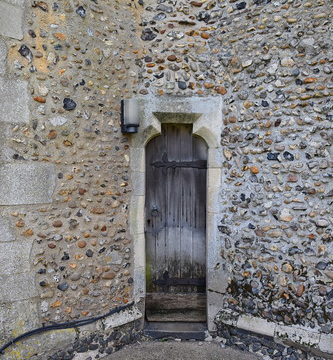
[208,292,228,331]
[0,272,37,302]
[0,216,15,242]
[0,123,20,162]
[133,266,145,300]
[0,299,39,342]
[0,78,29,124]
[133,233,145,269]
[3,0,25,6]
[207,267,229,294]
[0,39,7,75]
[0,162,56,205]
[129,195,145,235]
[0,240,33,275]
[3,329,76,360]
[0,0,25,40]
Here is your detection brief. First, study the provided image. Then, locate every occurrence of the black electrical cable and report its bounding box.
[0,301,135,356]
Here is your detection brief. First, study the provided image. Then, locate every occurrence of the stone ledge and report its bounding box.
[237,314,276,338]
[0,162,56,205]
[216,311,333,357]
[0,1,24,40]
[0,78,29,123]
[100,306,142,331]
[275,324,321,349]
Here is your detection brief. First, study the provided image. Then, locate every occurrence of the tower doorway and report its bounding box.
[145,124,207,323]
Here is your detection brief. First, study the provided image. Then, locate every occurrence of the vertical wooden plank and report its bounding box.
[179,125,194,293]
[165,124,181,292]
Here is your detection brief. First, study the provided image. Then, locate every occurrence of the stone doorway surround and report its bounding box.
[129,96,226,331]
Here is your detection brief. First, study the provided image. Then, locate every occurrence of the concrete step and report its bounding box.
[144,322,207,340]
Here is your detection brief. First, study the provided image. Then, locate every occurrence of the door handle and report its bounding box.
[151,206,159,217]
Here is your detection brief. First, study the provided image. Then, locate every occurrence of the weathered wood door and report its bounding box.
[145,124,207,322]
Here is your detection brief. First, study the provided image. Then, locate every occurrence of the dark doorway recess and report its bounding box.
[145,123,207,325]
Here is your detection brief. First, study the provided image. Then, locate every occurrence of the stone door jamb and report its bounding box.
[129,96,224,331]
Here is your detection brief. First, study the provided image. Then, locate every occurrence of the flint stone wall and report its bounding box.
[0,0,332,358]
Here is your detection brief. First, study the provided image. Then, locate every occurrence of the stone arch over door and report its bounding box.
[129,96,225,331]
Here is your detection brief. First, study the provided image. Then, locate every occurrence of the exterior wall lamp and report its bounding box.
[121,99,140,134]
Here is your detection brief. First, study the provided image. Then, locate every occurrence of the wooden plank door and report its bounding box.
[145,124,207,322]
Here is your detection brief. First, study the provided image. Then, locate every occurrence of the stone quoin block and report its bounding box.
[207,267,229,294]
[0,78,29,123]
[207,292,226,332]
[0,163,56,205]
[0,123,18,162]
[0,39,7,75]
[2,327,76,360]
[0,0,25,40]
[0,240,34,276]
[2,0,25,6]
[0,299,39,341]
[0,216,15,242]
[0,272,37,302]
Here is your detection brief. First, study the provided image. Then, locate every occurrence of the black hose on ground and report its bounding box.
[0,301,135,355]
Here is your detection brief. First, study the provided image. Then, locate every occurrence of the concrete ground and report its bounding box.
[103,341,261,360]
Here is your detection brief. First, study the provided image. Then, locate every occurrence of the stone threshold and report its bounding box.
[216,310,333,359]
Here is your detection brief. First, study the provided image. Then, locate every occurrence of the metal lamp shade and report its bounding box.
[121,99,140,134]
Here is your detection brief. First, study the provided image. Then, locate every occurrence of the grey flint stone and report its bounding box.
[0,0,25,39]
[0,162,56,205]
[0,78,29,123]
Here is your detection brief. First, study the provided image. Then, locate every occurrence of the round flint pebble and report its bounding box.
[316,262,328,270]
[267,152,280,161]
[57,282,69,291]
[76,6,86,17]
[283,151,294,161]
[141,28,157,41]
[18,44,33,62]
[63,98,77,111]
